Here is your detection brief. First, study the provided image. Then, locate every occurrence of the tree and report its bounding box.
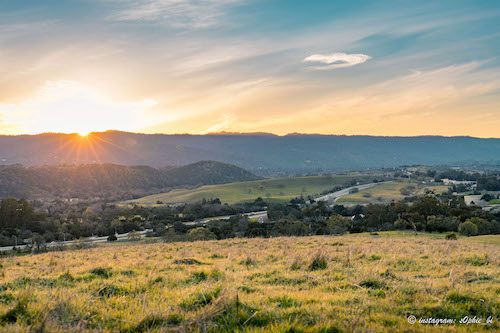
[458,221,478,237]
[327,215,351,235]
[481,194,493,202]
[465,217,492,235]
[410,195,444,218]
[271,219,308,236]
[394,218,411,230]
[31,233,46,249]
[188,227,216,241]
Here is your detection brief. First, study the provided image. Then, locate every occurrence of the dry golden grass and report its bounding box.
[0,235,498,332]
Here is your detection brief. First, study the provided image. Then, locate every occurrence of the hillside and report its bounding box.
[125,174,382,205]
[163,161,263,187]
[336,180,449,205]
[0,161,262,200]
[1,235,498,332]
[1,132,499,175]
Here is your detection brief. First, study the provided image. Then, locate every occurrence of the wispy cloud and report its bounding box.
[303,52,371,70]
[109,0,241,28]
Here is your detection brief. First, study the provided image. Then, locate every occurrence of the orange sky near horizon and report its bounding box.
[1,1,499,138]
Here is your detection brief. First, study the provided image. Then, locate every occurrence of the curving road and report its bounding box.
[315,181,392,206]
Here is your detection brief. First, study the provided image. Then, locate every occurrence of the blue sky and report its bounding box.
[0,0,499,136]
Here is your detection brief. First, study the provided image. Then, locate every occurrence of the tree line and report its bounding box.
[1,190,499,248]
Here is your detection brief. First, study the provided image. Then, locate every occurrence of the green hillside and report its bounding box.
[336,180,449,205]
[124,174,380,205]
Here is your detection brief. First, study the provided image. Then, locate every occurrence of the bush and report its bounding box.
[128,232,142,241]
[107,235,117,242]
[458,221,478,237]
[308,253,328,271]
[327,215,351,235]
[445,233,457,240]
[188,227,216,241]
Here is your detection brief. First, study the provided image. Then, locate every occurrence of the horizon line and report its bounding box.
[1,130,499,140]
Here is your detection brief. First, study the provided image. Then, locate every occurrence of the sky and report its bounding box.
[0,0,499,137]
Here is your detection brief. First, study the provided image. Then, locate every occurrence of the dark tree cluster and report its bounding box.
[0,197,269,247]
[2,190,499,248]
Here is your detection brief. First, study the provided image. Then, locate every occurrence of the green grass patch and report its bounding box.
[123,174,381,205]
[337,179,448,205]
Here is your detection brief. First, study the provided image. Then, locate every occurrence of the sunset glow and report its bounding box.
[0,1,499,137]
[1,80,158,135]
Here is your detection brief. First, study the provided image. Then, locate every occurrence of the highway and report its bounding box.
[0,211,269,252]
[184,210,268,226]
[315,181,391,205]
[0,229,152,252]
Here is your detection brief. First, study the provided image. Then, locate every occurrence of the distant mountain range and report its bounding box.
[1,131,499,176]
[0,161,262,200]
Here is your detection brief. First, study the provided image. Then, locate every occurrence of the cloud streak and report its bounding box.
[303,52,371,70]
[110,0,240,28]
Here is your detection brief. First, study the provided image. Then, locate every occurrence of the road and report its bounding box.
[184,210,268,226]
[0,211,269,252]
[315,181,391,205]
[0,229,153,252]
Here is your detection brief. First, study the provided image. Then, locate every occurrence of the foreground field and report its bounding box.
[1,235,498,332]
[124,174,380,205]
[337,180,449,205]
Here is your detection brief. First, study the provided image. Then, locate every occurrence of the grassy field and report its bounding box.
[337,180,449,205]
[124,174,380,205]
[0,235,498,332]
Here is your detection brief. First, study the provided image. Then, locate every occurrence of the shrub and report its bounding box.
[107,235,117,242]
[458,221,478,236]
[327,215,351,235]
[128,232,142,241]
[188,227,216,241]
[308,253,328,271]
[173,258,202,265]
[445,233,457,240]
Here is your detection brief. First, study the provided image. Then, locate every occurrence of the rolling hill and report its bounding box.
[0,161,262,200]
[1,131,499,176]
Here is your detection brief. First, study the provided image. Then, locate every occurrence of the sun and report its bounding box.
[4,80,158,135]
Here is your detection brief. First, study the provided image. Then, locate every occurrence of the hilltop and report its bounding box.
[0,161,262,200]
